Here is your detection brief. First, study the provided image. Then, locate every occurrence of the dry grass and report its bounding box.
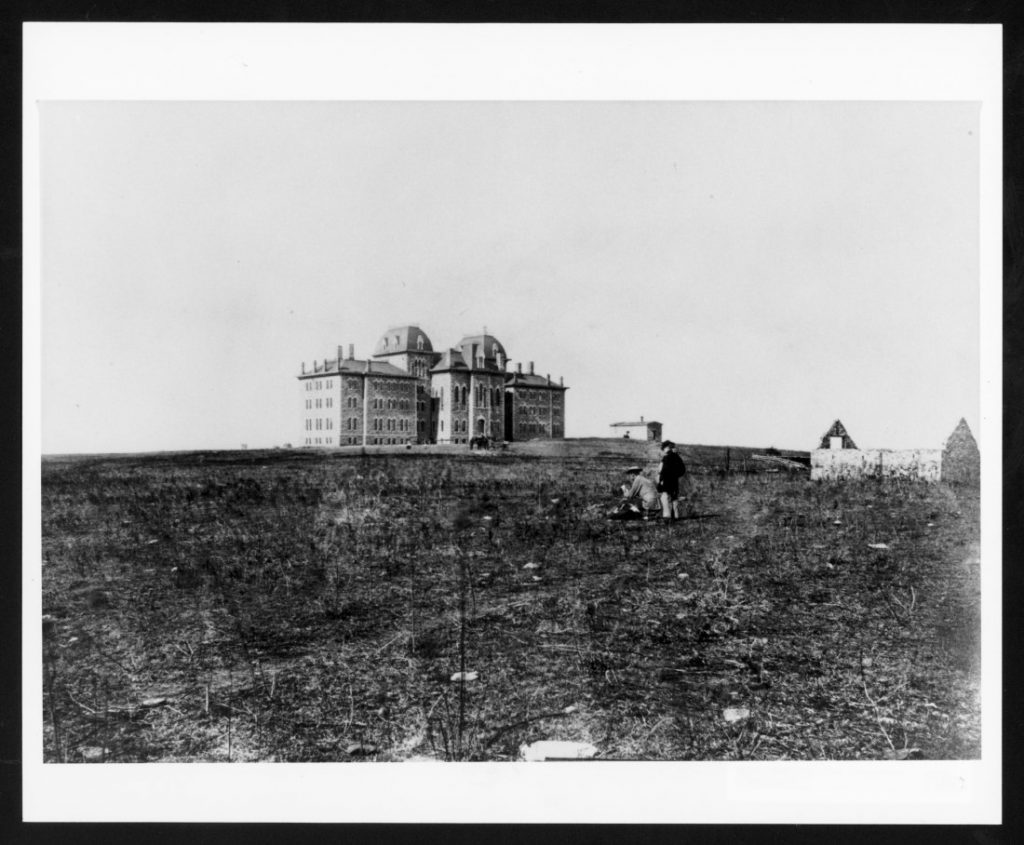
[40,447,980,762]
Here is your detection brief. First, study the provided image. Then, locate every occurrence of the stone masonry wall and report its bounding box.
[811,448,942,481]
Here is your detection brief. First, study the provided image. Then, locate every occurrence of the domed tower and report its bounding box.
[372,325,438,444]
[373,325,437,380]
[456,333,507,372]
[433,331,509,443]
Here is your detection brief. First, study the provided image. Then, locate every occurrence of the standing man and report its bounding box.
[657,440,688,521]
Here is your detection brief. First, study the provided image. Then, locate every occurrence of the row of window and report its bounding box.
[370,417,413,432]
[305,418,335,431]
[515,388,558,402]
[381,334,427,351]
[370,397,414,411]
[305,398,334,409]
[341,417,423,432]
[338,395,427,412]
[434,385,503,410]
[305,437,333,445]
[305,379,334,391]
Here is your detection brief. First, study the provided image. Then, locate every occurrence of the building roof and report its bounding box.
[298,358,417,380]
[819,419,858,449]
[943,417,978,451]
[610,420,661,427]
[457,333,507,371]
[505,373,567,389]
[430,349,469,373]
[373,325,434,357]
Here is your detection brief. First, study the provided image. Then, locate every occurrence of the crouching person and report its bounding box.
[609,465,661,521]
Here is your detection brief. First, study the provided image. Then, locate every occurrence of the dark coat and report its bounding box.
[658,451,687,497]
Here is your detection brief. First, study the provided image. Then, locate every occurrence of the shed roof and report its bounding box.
[610,420,661,427]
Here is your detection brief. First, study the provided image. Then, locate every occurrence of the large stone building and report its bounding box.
[298,325,567,446]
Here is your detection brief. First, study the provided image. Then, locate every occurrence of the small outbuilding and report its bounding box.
[609,417,662,442]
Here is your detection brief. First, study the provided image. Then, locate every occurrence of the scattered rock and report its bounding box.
[677,572,690,580]
[861,657,873,668]
[520,740,597,761]
[450,671,479,683]
[345,743,377,756]
[867,543,890,550]
[141,697,168,708]
[531,575,542,582]
[722,707,750,724]
[79,746,107,762]
[523,562,541,570]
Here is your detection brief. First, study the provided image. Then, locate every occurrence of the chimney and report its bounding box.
[348,343,354,360]
[365,359,371,373]
[560,376,564,387]
[338,345,343,364]
[516,362,522,374]
[641,415,644,423]
[529,361,534,375]
[302,362,306,374]
[546,373,550,384]
[323,358,328,371]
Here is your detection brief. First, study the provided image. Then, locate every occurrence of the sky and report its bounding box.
[38,100,980,453]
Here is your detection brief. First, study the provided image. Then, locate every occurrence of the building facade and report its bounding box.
[298,325,567,446]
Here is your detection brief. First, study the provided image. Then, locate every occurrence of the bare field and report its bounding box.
[40,446,981,762]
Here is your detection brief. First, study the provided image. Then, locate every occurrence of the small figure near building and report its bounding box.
[608,416,662,442]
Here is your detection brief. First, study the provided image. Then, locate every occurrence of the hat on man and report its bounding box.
[624,465,643,474]
[661,440,675,449]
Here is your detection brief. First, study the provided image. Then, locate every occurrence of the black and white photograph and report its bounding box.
[23,24,1001,824]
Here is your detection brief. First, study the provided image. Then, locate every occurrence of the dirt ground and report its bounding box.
[40,446,981,762]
